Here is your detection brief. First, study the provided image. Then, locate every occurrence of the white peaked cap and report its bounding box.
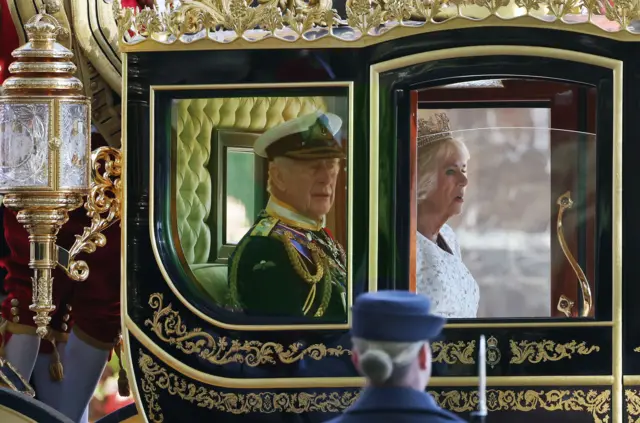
[253,111,343,159]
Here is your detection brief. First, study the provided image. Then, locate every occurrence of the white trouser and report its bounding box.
[33,347,65,408]
[3,333,40,381]
[57,330,109,423]
[10,339,91,423]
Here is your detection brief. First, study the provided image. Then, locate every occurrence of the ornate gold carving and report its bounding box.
[144,293,351,365]
[634,346,640,353]
[42,0,62,15]
[509,340,600,364]
[626,389,640,422]
[145,293,475,366]
[556,191,593,317]
[114,0,640,49]
[434,389,610,422]
[137,349,611,421]
[486,336,501,368]
[431,340,476,364]
[138,349,360,421]
[58,147,122,281]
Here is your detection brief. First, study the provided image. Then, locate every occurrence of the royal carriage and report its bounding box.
[0,0,636,422]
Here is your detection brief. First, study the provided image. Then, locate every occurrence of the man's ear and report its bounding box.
[270,162,287,192]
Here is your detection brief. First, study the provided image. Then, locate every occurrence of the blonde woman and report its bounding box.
[415,113,479,318]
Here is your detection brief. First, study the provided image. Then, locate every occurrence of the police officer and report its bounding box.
[325,291,468,423]
[229,111,348,322]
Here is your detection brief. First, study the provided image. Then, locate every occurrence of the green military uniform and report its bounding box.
[229,210,347,321]
[227,110,348,322]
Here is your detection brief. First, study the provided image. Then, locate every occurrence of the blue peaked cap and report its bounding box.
[351,291,446,342]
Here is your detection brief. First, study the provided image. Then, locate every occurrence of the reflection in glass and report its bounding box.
[415,105,596,319]
[225,149,256,244]
[172,95,349,322]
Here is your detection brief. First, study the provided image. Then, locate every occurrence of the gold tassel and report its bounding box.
[115,337,130,397]
[48,335,64,381]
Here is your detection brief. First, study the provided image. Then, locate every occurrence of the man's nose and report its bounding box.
[459,173,468,186]
[317,164,335,180]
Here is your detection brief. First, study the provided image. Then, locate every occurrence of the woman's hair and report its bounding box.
[352,338,426,385]
[417,137,470,203]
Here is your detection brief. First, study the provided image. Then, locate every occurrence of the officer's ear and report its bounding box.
[417,343,430,371]
[351,350,360,370]
[269,160,288,192]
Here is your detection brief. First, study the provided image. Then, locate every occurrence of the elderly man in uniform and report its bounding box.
[325,290,468,423]
[229,111,347,322]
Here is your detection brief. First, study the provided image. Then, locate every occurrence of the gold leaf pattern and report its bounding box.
[137,349,360,422]
[509,340,600,364]
[115,0,640,48]
[144,293,477,366]
[144,293,351,366]
[137,349,611,422]
[431,340,476,364]
[626,389,640,423]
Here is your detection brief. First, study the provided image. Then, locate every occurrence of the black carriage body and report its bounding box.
[121,21,640,423]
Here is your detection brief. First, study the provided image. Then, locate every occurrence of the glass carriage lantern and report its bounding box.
[0,14,91,338]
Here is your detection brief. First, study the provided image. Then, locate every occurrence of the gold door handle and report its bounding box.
[556,191,592,317]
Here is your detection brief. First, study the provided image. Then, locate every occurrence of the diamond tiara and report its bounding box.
[417,113,452,148]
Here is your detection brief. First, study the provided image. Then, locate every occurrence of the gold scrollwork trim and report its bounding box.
[432,340,476,365]
[138,349,360,422]
[58,147,122,281]
[626,389,640,422]
[115,0,640,51]
[144,293,476,366]
[509,340,600,364]
[137,349,611,422]
[435,389,610,422]
[144,293,351,365]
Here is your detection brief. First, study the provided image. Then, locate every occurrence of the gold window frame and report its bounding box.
[368,44,623,415]
[139,81,356,332]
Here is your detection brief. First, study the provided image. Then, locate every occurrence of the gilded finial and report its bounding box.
[417,113,452,148]
[2,13,81,96]
[23,14,61,46]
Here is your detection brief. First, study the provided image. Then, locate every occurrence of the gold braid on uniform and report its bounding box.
[279,231,324,284]
[277,231,325,316]
[277,232,335,317]
[313,265,334,318]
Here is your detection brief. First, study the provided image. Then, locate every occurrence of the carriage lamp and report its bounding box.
[0,14,91,338]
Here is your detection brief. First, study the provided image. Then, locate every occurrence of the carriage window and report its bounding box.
[225,148,259,244]
[172,92,351,323]
[212,130,266,263]
[412,79,597,319]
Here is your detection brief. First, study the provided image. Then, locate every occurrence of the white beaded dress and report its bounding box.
[416,224,480,318]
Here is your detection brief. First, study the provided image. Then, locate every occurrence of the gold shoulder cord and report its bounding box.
[277,231,324,284]
[276,231,333,317]
[312,268,334,318]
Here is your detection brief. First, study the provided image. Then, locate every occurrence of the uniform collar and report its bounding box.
[347,387,438,413]
[266,196,325,231]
